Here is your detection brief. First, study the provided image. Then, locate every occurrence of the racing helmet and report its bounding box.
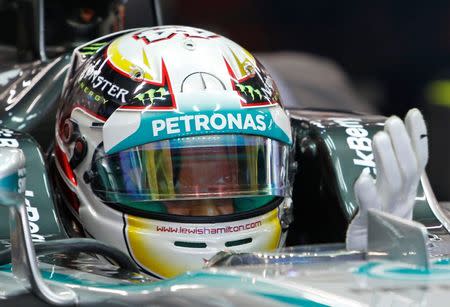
[54,26,293,278]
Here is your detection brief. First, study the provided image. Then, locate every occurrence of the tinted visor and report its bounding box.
[90,135,290,216]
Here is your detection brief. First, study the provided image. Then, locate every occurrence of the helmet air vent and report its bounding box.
[174,241,207,248]
[225,238,252,247]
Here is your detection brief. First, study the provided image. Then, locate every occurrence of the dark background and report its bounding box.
[158,0,449,115]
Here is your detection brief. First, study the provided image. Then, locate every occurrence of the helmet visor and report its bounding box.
[90,134,290,215]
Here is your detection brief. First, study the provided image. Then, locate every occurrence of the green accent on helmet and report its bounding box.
[236,84,263,101]
[236,84,246,92]
[155,87,168,96]
[79,42,108,55]
[134,87,169,104]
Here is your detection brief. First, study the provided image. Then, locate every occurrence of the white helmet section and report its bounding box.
[106,26,249,91]
[102,26,292,153]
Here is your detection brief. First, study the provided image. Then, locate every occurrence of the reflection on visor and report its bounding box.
[90,135,290,215]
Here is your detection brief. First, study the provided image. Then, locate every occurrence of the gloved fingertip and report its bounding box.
[406,108,423,121]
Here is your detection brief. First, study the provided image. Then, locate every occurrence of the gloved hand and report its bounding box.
[346,108,429,251]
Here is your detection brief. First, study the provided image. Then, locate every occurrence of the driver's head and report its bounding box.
[54,25,293,278]
[165,146,237,216]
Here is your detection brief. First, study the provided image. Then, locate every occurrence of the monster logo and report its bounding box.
[224,57,281,107]
[236,84,263,101]
[134,87,170,105]
[79,42,108,56]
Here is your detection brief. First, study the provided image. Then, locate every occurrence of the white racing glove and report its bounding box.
[346,108,429,251]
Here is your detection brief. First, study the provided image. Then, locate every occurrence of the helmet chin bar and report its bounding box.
[128,204,286,278]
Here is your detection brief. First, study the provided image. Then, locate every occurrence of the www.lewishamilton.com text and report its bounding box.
[156,220,262,235]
